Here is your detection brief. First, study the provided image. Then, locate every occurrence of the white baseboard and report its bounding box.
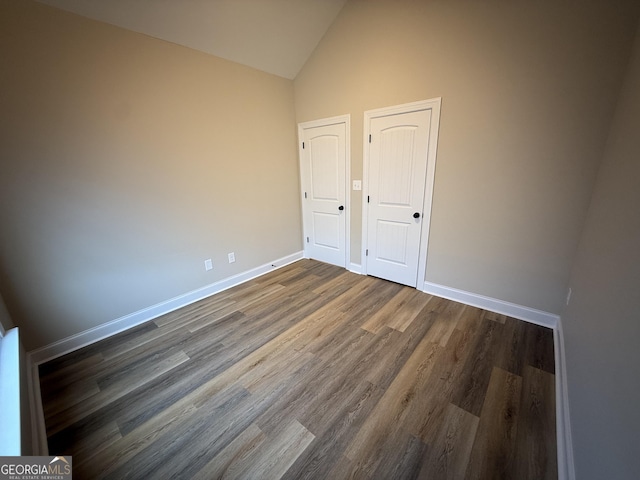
[28,251,303,366]
[421,281,559,329]
[26,259,572,469]
[26,251,303,455]
[554,318,575,480]
[348,263,363,274]
[421,280,573,478]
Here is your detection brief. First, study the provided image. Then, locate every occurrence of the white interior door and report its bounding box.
[299,117,349,268]
[364,101,439,287]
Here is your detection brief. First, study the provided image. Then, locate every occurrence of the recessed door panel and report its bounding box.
[313,212,340,249]
[378,127,417,206]
[310,136,339,201]
[375,220,410,265]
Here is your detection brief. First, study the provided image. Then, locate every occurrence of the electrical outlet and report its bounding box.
[566,287,572,305]
[228,252,235,263]
[204,259,213,271]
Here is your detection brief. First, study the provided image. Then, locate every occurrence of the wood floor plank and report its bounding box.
[73,401,199,478]
[407,308,486,443]
[514,365,557,480]
[39,260,557,480]
[421,296,468,347]
[39,322,158,377]
[364,311,436,390]
[102,383,256,479]
[418,403,479,479]
[46,349,190,437]
[523,322,556,374]
[494,316,528,376]
[280,381,384,480]
[464,367,523,480]
[311,270,364,296]
[191,423,267,480]
[43,378,101,418]
[208,419,315,480]
[361,287,432,333]
[152,296,238,330]
[481,310,507,324]
[71,421,122,473]
[342,333,442,476]
[450,316,504,416]
[39,353,104,392]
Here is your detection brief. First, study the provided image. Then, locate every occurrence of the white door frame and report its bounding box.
[362,98,441,287]
[298,114,351,267]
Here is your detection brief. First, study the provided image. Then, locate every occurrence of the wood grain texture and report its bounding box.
[40,259,557,479]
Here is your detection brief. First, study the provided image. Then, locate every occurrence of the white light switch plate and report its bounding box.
[353,180,362,191]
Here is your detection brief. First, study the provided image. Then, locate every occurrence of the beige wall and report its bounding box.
[294,0,640,313]
[561,23,640,480]
[0,1,302,350]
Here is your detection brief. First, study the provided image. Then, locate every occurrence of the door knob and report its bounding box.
[413,212,420,218]
[339,205,344,211]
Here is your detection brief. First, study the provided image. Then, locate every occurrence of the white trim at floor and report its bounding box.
[421,279,574,479]
[29,251,303,366]
[554,318,576,480]
[27,261,573,475]
[27,250,304,455]
[348,263,363,275]
[421,280,559,329]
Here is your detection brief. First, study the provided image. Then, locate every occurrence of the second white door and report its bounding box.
[365,103,437,287]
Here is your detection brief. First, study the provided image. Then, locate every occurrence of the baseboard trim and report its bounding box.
[421,279,572,477]
[421,281,559,329]
[25,251,304,455]
[554,318,576,480]
[26,259,572,468]
[348,263,363,274]
[28,251,303,366]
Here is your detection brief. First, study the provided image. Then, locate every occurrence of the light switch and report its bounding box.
[353,180,362,191]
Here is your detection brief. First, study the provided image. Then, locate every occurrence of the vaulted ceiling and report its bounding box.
[36,0,347,79]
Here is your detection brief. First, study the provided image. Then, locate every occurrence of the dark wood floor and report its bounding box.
[39,259,557,479]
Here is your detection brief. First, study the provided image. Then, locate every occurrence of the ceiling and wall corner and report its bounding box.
[35,0,348,80]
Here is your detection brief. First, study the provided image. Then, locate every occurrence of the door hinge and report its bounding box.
[366,249,369,256]
[304,192,307,199]
[306,237,310,243]
[369,134,372,143]
[367,195,370,203]
[302,141,305,149]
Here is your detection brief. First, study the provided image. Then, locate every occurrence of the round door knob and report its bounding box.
[413,212,420,218]
[338,205,344,211]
